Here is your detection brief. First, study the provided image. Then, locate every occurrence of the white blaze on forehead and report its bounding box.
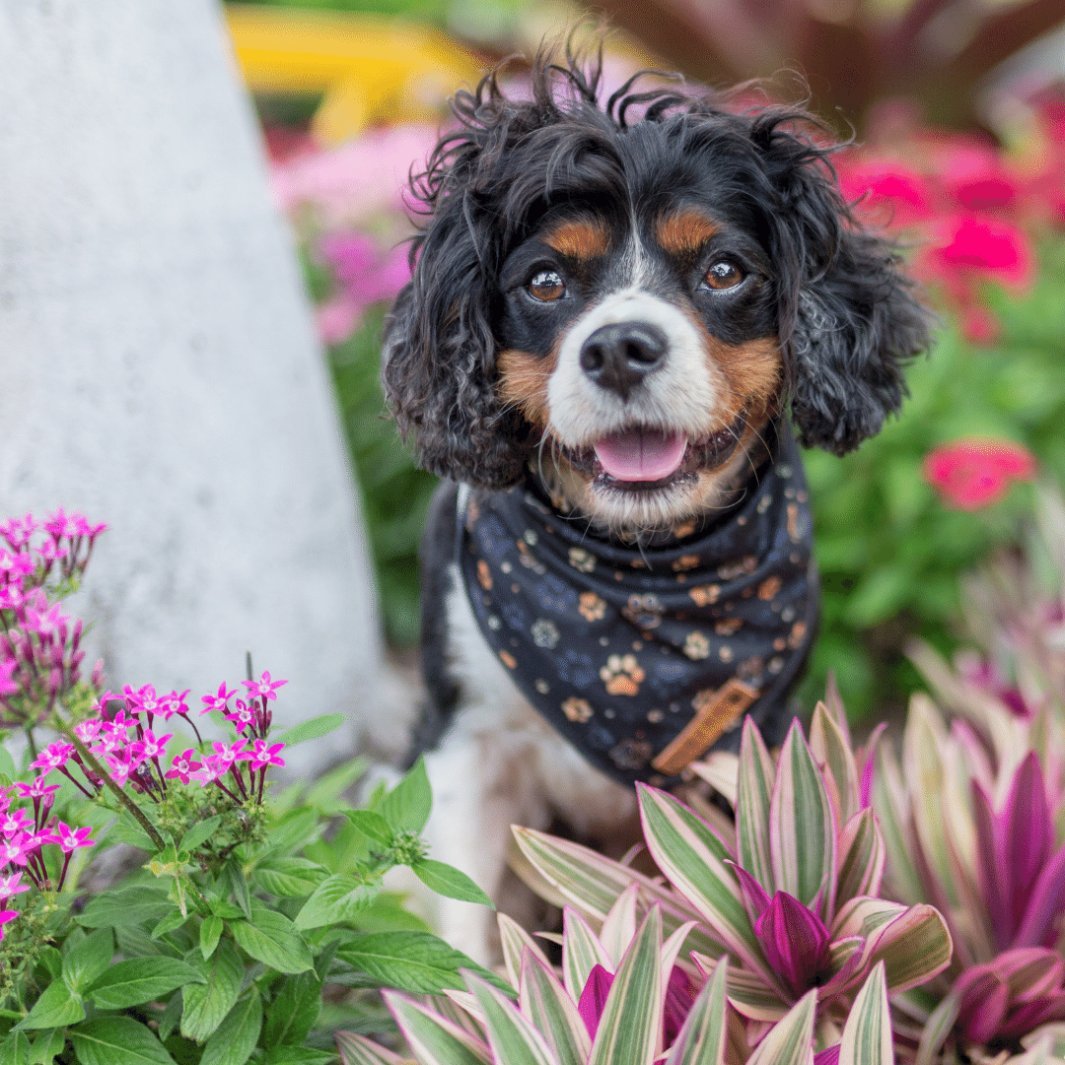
[547,287,721,446]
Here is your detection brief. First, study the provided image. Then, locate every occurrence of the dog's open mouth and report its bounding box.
[560,414,746,492]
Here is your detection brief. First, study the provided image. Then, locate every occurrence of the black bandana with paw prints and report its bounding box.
[457,427,819,788]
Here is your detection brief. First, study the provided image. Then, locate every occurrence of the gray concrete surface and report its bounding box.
[0,1,385,774]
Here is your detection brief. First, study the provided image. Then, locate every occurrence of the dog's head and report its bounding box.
[384,46,931,534]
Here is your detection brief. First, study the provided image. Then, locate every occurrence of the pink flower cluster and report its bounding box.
[33,672,289,807]
[0,779,95,942]
[837,101,1064,345]
[0,511,106,724]
[923,438,1037,510]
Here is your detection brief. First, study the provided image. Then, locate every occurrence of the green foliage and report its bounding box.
[801,239,1065,717]
[0,755,494,1064]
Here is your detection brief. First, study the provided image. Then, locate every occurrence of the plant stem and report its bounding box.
[24,727,38,763]
[63,729,167,852]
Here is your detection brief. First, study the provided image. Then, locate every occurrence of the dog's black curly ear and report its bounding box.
[382,112,532,488]
[757,119,933,455]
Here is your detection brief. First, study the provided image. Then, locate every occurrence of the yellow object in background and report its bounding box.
[225,6,482,143]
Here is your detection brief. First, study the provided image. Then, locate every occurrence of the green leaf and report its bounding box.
[77,885,171,929]
[468,973,556,1065]
[747,990,816,1065]
[498,913,552,992]
[561,910,610,1002]
[180,942,243,1043]
[151,909,188,941]
[222,862,253,920]
[302,757,367,812]
[201,988,262,1065]
[200,915,224,961]
[343,810,395,850]
[337,932,502,995]
[29,1027,65,1065]
[61,928,113,994]
[0,1031,30,1065]
[386,993,490,1065]
[588,908,662,1065]
[276,712,347,747]
[254,856,329,898]
[17,981,85,1031]
[518,949,590,1065]
[412,860,493,907]
[837,809,886,906]
[839,964,893,1065]
[769,725,837,915]
[231,906,313,974]
[636,786,767,977]
[857,903,952,994]
[88,957,204,1010]
[665,958,729,1065]
[264,1050,336,1065]
[67,1017,176,1065]
[294,874,380,930]
[376,758,432,834]
[179,816,223,854]
[262,972,321,1048]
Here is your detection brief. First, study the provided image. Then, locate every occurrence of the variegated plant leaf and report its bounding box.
[838,963,893,1065]
[809,701,861,826]
[691,751,740,807]
[836,809,886,905]
[664,958,730,1065]
[336,1031,414,1065]
[467,972,560,1065]
[769,723,837,920]
[636,785,771,980]
[691,954,788,1024]
[746,990,816,1065]
[386,992,491,1065]
[561,908,611,1002]
[913,993,959,1065]
[588,908,663,1065]
[519,948,591,1065]
[871,741,924,905]
[736,719,776,894]
[499,913,553,992]
[513,827,723,959]
[600,884,640,967]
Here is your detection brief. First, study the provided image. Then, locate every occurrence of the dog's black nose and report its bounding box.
[579,322,667,400]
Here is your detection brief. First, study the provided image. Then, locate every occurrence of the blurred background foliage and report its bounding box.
[224,0,1065,719]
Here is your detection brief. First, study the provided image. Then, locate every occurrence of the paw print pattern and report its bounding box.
[600,654,646,696]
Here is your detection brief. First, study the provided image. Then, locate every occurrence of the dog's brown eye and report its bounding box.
[705,260,745,291]
[527,269,566,302]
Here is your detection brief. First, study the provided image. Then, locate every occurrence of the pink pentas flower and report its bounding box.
[0,515,37,550]
[924,439,1036,510]
[24,602,69,641]
[0,809,32,837]
[14,777,60,804]
[156,689,190,720]
[165,749,202,785]
[0,659,17,699]
[225,700,256,734]
[129,729,171,763]
[0,910,17,941]
[243,671,287,703]
[52,822,94,854]
[201,681,236,716]
[241,740,286,771]
[0,834,33,867]
[837,157,933,228]
[30,742,74,775]
[0,872,29,899]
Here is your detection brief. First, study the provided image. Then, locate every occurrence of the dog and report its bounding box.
[381,45,930,960]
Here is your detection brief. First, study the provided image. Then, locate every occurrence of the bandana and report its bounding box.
[457,428,819,788]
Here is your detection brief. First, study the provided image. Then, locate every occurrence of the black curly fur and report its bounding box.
[382,39,931,485]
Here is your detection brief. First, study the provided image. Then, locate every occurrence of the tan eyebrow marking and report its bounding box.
[544,219,611,261]
[656,210,720,256]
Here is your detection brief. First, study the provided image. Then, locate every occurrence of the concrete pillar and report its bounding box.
[0,0,383,772]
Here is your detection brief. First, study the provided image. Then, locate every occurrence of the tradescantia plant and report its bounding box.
[511,707,952,1032]
[342,908,900,1065]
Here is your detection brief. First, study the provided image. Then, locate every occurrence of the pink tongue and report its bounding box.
[593,429,687,482]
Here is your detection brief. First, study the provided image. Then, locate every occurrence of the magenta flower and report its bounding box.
[73,719,102,744]
[0,659,17,699]
[30,741,74,774]
[0,910,18,941]
[24,602,69,640]
[210,740,246,774]
[241,740,286,771]
[14,777,60,804]
[0,834,33,867]
[225,699,256,734]
[52,822,94,854]
[156,689,190,720]
[165,749,202,785]
[129,729,171,763]
[0,872,29,899]
[200,681,236,716]
[243,671,287,703]
[972,752,1065,953]
[0,809,32,837]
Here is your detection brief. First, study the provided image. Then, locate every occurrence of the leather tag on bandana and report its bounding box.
[651,679,759,776]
